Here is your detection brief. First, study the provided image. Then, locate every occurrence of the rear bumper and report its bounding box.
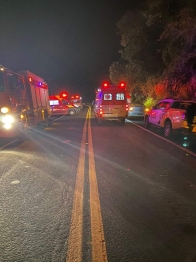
[51,111,69,116]
[99,115,126,121]
[127,113,144,118]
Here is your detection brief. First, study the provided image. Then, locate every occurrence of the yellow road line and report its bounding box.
[88,107,108,262]
[66,110,89,262]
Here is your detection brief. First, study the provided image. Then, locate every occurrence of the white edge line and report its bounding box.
[49,115,65,124]
[0,139,19,150]
[126,119,196,158]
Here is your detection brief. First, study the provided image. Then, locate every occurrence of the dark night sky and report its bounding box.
[0,0,143,101]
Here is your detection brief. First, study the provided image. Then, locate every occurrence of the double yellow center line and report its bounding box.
[66,107,108,262]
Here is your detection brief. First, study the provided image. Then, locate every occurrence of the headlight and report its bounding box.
[145,108,149,112]
[3,123,12,130]
[1,107,9,113]
[1,115,15,124]
[129,107,133,111]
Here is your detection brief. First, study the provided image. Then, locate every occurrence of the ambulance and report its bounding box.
[94,82,128,124]
[70,94,83,110]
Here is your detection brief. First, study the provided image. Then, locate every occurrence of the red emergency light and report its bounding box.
[119,81,126,88]
[102,81,109,88]
[29,77,32,82]
[60,91,68,98]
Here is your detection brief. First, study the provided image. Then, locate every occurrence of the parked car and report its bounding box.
[144,98,196,138]
[127,103,148,119]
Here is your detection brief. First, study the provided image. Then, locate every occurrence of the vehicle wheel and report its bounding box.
[144,116,150,129]
[164,120,172,138]
[69,110,75,115]
[119,118,125,125]
[97,118,102,125]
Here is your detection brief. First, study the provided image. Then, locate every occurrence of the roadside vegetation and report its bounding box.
[109,0,196,107]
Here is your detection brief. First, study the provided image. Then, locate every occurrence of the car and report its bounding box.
[144,98,196,138]
[127,103,148,119]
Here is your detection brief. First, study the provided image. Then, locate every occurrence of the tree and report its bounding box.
[109,0,196,101]
[146,0,196,99]
[109,10,163,99]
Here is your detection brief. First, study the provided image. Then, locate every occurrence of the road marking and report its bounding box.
[127,119,196,158]
[66,111,89,262]
[0,139,19,150]
[88,107,108,262]
[49,115,65,124]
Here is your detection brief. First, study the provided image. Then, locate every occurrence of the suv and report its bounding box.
[144,99,196,138]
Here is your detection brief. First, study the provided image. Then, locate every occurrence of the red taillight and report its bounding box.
[126,104,129,111]
[99,105,103,114]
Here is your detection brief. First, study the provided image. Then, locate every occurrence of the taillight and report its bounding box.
[126,105,129,111]
[99,105,103,114]
[182,113,187,121]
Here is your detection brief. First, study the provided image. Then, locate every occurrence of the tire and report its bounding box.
[144,115,150,129]
[119,118,125,125]
[69,110,75,115]
[164,120,172,138]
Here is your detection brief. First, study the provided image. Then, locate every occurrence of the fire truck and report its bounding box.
[0,65,51,137]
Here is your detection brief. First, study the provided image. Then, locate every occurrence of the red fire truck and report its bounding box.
[0,65,51,137]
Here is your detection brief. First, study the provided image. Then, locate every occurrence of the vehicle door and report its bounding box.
[149,101,170,125]
[101,92,113,116]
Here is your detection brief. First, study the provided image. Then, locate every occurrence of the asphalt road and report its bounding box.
[1,107,196,262]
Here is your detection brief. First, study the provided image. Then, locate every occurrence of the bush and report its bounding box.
[144,97,156,109]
